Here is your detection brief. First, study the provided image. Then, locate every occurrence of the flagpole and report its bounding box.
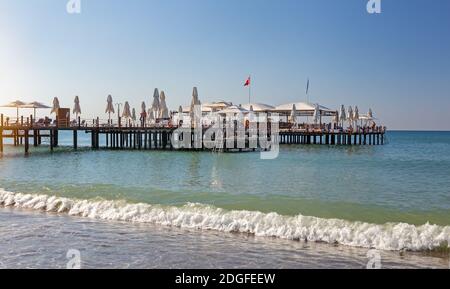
[248,75,251,104]
[306,78,309,123]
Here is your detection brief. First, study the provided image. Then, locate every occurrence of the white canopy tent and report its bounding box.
[217,105,249,115]
[241,103,275,112]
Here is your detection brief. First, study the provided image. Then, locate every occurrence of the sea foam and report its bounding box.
[1,188,449,251]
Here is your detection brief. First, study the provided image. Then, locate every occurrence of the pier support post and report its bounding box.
[33,130,38,147]
[24,130,29,154]
[54,129,59,147]
[144,131,148,149]
[0,114,3,153]
[50,129,54,151]
[73,130,78,150]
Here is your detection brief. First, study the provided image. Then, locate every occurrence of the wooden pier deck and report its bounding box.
[0,114,385,155]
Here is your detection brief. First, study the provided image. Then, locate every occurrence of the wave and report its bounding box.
[1,188,449,251]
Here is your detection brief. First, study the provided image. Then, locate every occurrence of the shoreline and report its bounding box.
[1,206,448,269]
[1,189,449,253]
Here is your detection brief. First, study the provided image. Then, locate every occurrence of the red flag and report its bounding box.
[244,76,251,86]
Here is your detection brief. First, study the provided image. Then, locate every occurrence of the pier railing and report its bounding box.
[0,113,386,155]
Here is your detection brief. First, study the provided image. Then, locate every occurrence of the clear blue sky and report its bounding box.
[1,0,449,130]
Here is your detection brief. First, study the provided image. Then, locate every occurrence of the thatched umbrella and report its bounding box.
[1,100,26,121]
[22,101,51,121]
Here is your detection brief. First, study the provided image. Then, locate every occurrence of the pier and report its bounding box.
[0,113,385,155]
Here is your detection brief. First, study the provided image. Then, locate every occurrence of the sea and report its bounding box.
[0,131,449,268]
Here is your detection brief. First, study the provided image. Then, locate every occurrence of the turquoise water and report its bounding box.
[1,131,450,267]
[1,131,450,225]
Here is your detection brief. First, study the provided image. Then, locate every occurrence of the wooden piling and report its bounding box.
[54,129,59,147]
[0,114,3,153]
[73,130,78,150]
[50,129,54,151]
[24,129,29,154]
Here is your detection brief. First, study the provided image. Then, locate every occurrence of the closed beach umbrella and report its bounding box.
[347,106,353,127]
[353,106,359,126]
[51,97,60,115]
[105,95,115,125]
[148,109,154,122]
[132,108,136,122]
[138,101,147,125]
[159,91,169,119]
[21,101,51,121]
[141,101,146,114]
[190,87,197,120]
[152,88,160,119]
[1,100,26,121]
[73,96,81,119]
[190,87,201,126]
[177,105,183,123]
[339,105,346,126]
[290,104,297,124]
[368,108,373,118]
[192,87,199,104]
[313,103,320,124]
[249,105,254,112]
[122,101,131,119]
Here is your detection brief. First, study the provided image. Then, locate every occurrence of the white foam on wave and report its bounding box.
[1,188,449,251]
